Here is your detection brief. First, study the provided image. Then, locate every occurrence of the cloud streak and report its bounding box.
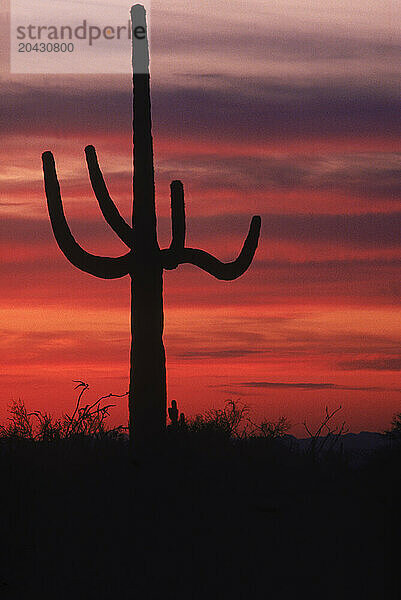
[338,357,401,371]
[1,75,400,144]
[2,211,401,252]
[220,381,401,392]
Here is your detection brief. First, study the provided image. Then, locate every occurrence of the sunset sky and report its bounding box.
[1,0,400,435]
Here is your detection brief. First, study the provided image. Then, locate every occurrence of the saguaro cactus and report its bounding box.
[42,4,261,446]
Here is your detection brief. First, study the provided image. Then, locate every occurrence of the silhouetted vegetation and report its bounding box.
[0,388,399,598]
[0,382,127,444]
[385,411,401,442]
[302,405,349,462]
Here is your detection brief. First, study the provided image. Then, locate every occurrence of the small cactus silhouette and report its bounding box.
[168,400,179,427]
[168,400,186,431]
[41,4,261,446]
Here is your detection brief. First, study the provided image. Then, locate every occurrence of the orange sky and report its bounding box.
[1,1,400,435]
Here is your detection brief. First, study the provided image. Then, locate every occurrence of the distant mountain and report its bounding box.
[281,431,393,466]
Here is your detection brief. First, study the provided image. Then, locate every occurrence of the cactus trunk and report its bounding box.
[129,6,166,444]
[130,265,166,444]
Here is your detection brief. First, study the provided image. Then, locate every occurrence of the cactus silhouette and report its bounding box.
[41,4,261,446]
[168,400,179,428]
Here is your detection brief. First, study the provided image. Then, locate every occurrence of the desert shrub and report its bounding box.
[248,415,291,439]
[0,398,35,440]
[176,400,291,460]
[303,406,347,455]
[186,399,250,441]
[385,412,401,444]
[0,382,128,445]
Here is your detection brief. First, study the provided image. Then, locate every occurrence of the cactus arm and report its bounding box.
[162,215,261,280]
[84,145,133,248]
[42,151,131,279]
[169,180,186,252]
[162,180,186,269]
